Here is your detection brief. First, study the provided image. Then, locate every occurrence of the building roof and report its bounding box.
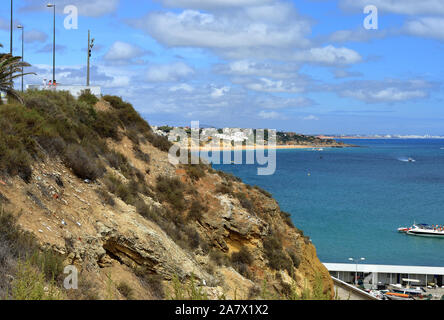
[323,263,444,275]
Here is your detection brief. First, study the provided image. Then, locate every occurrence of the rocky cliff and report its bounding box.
[0,90,333,300]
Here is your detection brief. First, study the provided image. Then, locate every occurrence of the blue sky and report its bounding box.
[1,0,443,135]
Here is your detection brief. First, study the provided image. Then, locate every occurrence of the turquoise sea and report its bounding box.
[212,139,444,267]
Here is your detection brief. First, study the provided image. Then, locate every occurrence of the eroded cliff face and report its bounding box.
[0,98,333,300]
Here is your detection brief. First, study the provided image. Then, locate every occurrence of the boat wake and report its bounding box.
[398,157,416,163]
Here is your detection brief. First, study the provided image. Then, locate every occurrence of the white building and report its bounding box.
[324,263,444,289]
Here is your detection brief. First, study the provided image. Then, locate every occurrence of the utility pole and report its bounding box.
[17,25,24,92]
[87,30,94,86]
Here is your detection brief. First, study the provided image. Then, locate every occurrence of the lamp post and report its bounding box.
[348,257,365,286]
[10,0,13,87]
[17,25,24,92]
[47,3,56,83]
[10,0,13,55]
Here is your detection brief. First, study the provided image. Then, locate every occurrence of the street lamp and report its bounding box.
[348,257,365,286]
[10,0,14,87]
[47,3,56,83]
[10,0,13,55]
[17,25,24,92]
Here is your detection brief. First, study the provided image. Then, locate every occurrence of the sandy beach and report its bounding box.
[186,144,343,151]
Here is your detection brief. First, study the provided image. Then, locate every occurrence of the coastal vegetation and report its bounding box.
[0,89,333,300]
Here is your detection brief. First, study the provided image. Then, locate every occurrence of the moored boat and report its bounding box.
[399,223,444,238]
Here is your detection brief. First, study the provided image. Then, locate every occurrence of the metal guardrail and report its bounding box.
[332,276,380,300]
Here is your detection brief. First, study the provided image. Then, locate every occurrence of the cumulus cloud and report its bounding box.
[159,0,273,10]
[338,0,444,41]
[258,111,287,120]
[104,41,147,65]
[333,79,435,103]
[210,86,230,98]
[302,115,319,121]
[169,83,194,92]
[215,60,301,79]
[242,77,306,93]
[128,3,313,59]
[293,45,362,65]
[145,62,195,82]
[21,0,120,17]
[339,0,444,16]
[404,17,444,40]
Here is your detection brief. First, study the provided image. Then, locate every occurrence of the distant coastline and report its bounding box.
[188,143,355,151]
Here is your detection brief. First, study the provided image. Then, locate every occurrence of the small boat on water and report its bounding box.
[398,223,444,238]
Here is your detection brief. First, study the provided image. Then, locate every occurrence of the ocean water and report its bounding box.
[212,139,444,267]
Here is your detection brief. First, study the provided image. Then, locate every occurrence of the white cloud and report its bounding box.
[211,86,230,98]
[145,62,195,82]
[338,0,444,41]
[129,4,313,60]
[160,0,273,10]
[258,110,287,120]
[243,77,306,93]
[293,45,362,65]
[334,79,434,103]
[104,41,146,64]
[21,0,120,17]
[302,115,319,121]
[216,60,301,79]
[339,0,444,16]
[404,17,444,40]
[169,83,194,92]
[342,88,427,102]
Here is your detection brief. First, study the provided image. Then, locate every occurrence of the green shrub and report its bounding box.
[188,200,205,221]
[95,188,116,206]
[155,175,185,211]
[254,185,272,198]
[64,144,105,180]
[280,211,295,228]
[133,145,150,163]
[209,250,229,267]
[231,246,253,266]
[146,132,172,152]
[215,183,232,195]
[9,259,61,300]
[263,234,293,274]
[117,281,134,300]
[78,89,99,106]
[287,250,301,269]
[234,192,254,213]
[30,249,64,282]
[185,165,206,181]
[134,267,165,299]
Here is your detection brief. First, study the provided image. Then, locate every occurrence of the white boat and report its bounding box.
[403,224,444,238]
